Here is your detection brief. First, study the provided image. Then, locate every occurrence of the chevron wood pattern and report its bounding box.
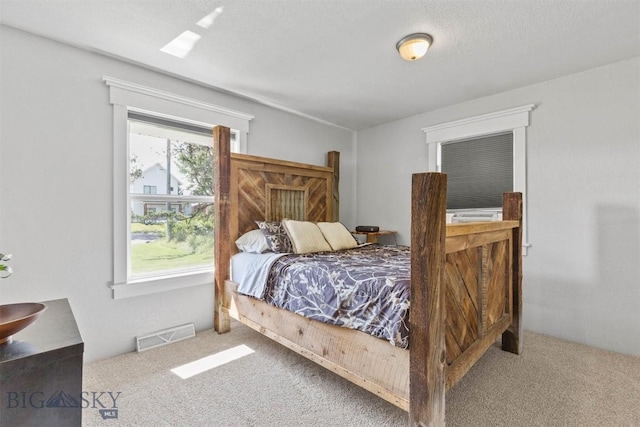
[231,156,334,241]
[483,239,510,330]
[443,235,512,366]
[444,248,480,364]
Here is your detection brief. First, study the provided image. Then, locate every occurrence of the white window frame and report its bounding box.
[104,76,253,299]
[422,104,534,255]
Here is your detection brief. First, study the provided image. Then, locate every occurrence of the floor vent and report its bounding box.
[136,323,195,352]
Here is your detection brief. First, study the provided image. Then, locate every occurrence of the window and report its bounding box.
[105,76,253,298]
[129,112,226,278]
[423,105,534,254]
[438,132,513,210]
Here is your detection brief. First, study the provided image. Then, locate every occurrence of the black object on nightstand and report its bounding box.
[355,225,380,233]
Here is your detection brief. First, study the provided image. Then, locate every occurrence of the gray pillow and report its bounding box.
[255,221,293,253]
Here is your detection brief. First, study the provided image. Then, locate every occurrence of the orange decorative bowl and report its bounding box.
[0,303,47,344]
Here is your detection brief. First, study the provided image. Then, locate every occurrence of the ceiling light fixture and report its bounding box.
[396,33,433,61]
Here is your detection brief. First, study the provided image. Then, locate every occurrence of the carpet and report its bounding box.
[83,322,640,426]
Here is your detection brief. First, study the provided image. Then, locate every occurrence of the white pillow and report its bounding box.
[235,229,270,253]
[282,219,332,254]
[317,222,358,250]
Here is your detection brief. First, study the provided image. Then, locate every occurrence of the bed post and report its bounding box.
[501,192,523,354]
[213,125,231,334]
[410,172,447,427]
[327,151,340,222]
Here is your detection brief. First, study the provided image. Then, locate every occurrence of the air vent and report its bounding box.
[136,323,195,352]
[451,211,501,223]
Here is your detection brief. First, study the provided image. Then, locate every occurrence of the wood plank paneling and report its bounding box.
[266,184,308,221]
[483,240,509,330]
[446,220,520,237]
[224,281,411,410]
[502,192,524,355]
[444,249,480,364]
[327,151,340,222]
[213,126,231,333]
[233,165,333,238]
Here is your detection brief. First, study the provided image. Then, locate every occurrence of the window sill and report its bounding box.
[110,270,214,299]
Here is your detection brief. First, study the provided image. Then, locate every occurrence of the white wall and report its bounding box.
[356,57,640,355]
[2,23,637,361]
[0,26,355,362]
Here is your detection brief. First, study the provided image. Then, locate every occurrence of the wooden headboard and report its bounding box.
[213,126,339,330]
[229,152,338,239]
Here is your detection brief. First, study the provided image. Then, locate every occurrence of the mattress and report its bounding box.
[233,245,411,348]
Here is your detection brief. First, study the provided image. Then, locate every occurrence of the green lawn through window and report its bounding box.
[130,223,213,275]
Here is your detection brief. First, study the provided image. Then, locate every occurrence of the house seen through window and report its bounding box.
[128,112,236,278]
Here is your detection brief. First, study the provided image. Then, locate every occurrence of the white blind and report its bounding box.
[128,111,237,148]
[441,132,513,210]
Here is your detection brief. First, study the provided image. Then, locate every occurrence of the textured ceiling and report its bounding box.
[1,0,639,130]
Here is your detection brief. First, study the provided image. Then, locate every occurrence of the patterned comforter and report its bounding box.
[262,245,411,348]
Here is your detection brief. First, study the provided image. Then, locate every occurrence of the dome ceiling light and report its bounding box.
[396,33,433,61]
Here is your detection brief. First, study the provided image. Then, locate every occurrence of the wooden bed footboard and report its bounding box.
[212,126,523,426]
[410,173,523,424]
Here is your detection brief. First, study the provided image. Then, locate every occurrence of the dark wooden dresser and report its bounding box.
[0,298,84,426]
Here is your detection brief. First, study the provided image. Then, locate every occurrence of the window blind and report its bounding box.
[128,111,213,136]
[128,111,236,144]
[441,132,513,210]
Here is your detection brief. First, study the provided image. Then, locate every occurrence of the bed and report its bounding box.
[212,126,523,425]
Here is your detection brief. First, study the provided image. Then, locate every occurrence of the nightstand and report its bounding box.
[0,299,84,426]
[351,230,397,244]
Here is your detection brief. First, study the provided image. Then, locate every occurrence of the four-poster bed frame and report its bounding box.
[212,126,523,426]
